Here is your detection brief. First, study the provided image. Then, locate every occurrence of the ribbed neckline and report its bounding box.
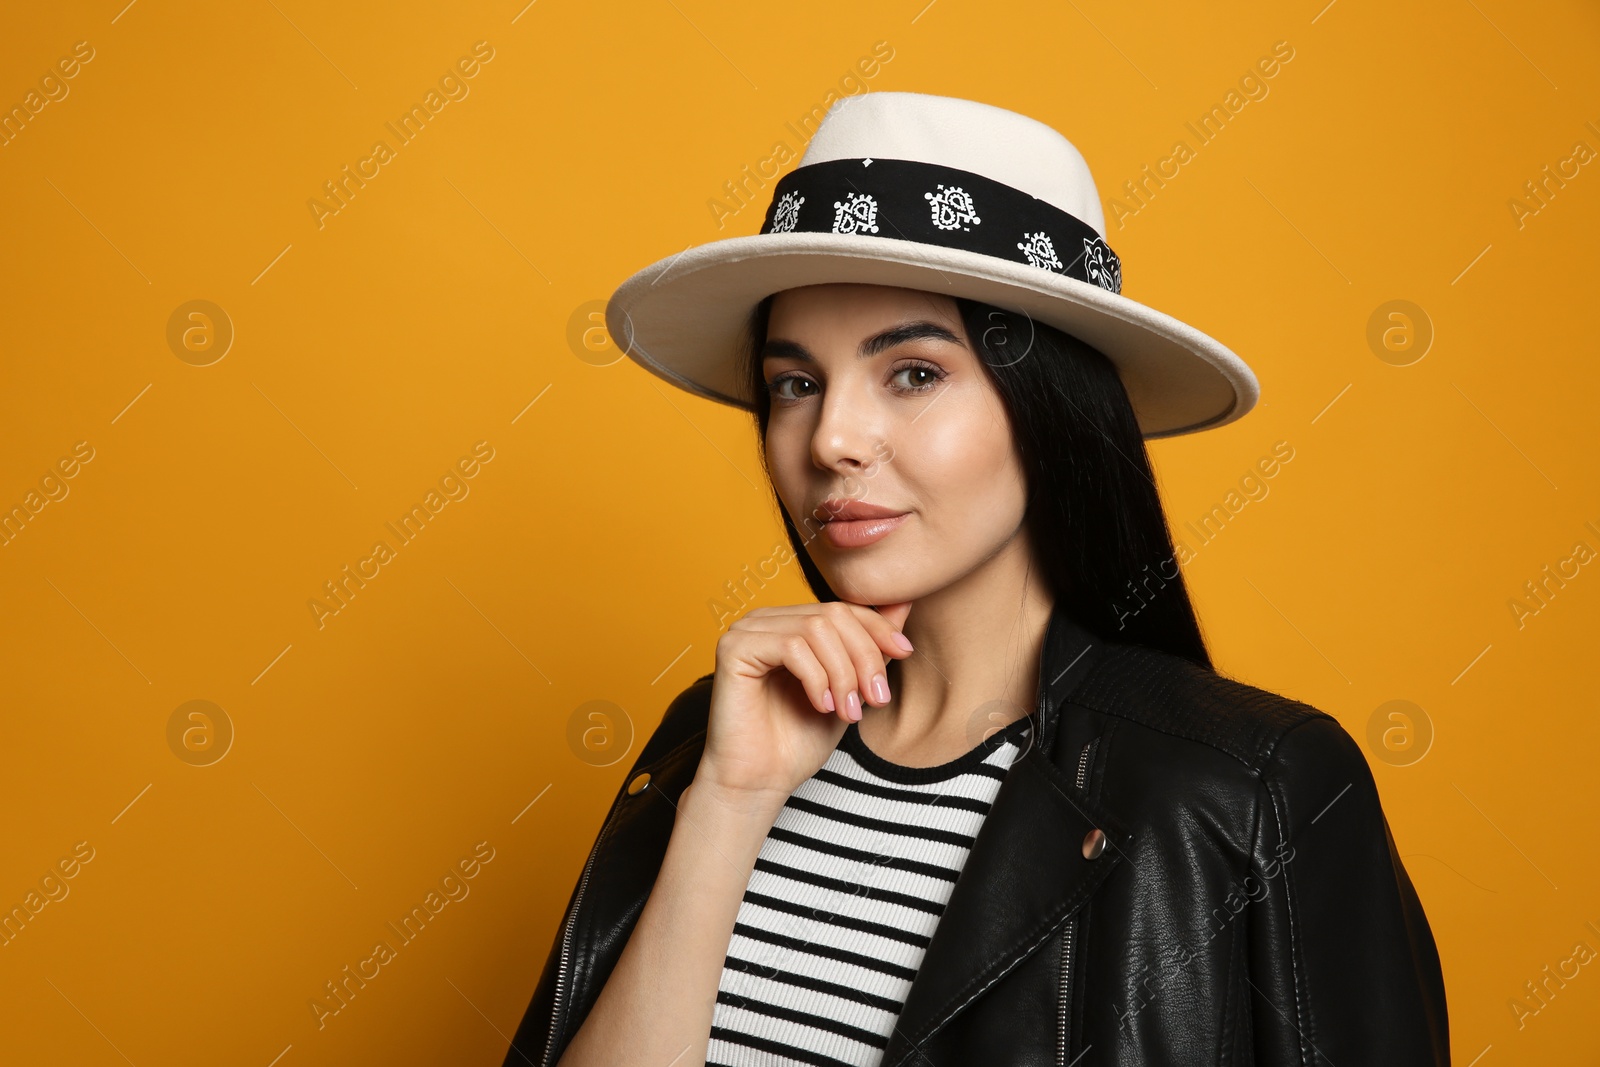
[836,713,1033,785]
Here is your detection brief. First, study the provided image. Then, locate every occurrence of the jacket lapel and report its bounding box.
[881,605,1131,1066]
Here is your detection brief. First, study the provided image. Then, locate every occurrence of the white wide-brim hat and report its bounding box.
[605,91,1259,438]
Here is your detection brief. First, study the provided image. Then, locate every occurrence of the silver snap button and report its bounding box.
[626,772,652,796]
[1081,828,1106,860]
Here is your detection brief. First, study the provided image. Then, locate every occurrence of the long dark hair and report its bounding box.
[738,291,1212,670]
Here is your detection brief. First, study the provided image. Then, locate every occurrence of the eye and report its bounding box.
[766,360,948,404]
[766,372,818,402]
[891,360,947,394]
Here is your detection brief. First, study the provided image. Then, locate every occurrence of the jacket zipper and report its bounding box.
[542,797,617,1067]
[1058,737,1097,1066]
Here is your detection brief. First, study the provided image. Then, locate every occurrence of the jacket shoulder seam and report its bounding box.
[1256,742,1314,1065]
[1256,711,1349,776]
[1218,771,1267,1061]
[1072,689,1334,773]
[1068,646,1336,772]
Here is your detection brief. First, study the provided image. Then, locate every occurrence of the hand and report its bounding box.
[695,600,915,805]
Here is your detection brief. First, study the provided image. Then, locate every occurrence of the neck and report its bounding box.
[867,530,1055,760]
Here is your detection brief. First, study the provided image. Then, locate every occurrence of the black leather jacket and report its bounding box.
[503,606,1450,1065]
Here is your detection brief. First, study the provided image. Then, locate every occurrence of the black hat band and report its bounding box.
[756,156,1123,295]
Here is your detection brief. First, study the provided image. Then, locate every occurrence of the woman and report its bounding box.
[504,92,1449,1066]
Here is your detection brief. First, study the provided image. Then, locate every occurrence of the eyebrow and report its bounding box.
[760,320,965,364]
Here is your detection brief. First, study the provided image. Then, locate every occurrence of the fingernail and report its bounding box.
[848,690,862,721]
[891,632,914,653]
[871,673,889,705]
[823,688,835,712]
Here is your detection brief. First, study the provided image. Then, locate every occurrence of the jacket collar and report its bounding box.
[880,602,1132,1066]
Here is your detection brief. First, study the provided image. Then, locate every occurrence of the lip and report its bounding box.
[819,508,910,550]
[819,497,906,522]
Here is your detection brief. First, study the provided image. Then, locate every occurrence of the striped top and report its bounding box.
[705,713,1033,1067]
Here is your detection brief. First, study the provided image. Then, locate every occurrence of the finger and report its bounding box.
[822,602,898,708]
[806,611,869,722]
[721,628,832,714]
[834,600,916,662]
[742,611,864,724]
[874,601,914,640]
[768,632,835,715]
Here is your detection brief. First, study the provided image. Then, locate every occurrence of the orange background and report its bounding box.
[2,1,1597,1063]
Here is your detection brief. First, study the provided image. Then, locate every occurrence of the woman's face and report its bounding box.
[761,283,1032,607]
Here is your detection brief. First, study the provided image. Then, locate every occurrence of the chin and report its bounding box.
[819,563,933,608]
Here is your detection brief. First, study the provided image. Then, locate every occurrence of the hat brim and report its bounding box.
[605,232,1259,439]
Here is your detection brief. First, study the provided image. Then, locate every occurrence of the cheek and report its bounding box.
[764,425,812,514]
[905,401,1027,529]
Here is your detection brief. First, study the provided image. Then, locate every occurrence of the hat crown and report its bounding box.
[796,91,1107,238]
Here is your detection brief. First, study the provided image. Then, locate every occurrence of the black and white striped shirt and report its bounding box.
[705,713,1033,1067]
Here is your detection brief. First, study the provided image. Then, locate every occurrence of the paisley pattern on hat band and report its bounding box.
[757,156,1122,294]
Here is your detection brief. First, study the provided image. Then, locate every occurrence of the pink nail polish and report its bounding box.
[892,632,914,653]
[848,691,862,721]
[872,674,889,705]
[823,688,835,712]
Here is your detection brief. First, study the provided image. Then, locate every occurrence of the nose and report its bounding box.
[810,375,884,476]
